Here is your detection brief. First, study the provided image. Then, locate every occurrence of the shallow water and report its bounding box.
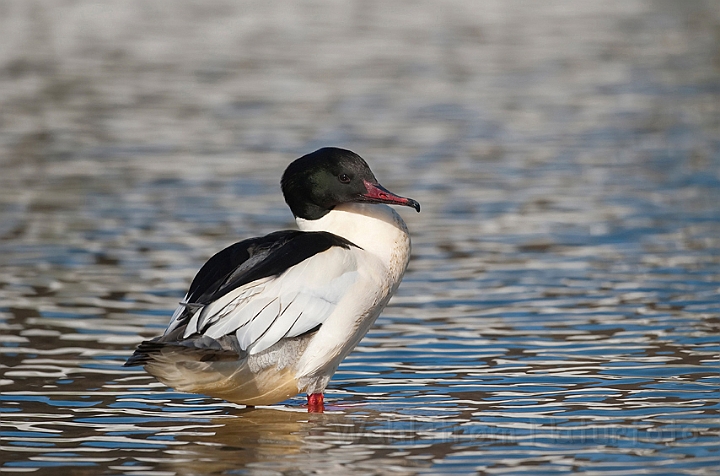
[1,1,720,474]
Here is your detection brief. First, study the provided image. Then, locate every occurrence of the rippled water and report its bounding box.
[2,1,720,474]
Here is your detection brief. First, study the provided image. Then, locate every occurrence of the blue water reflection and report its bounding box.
[2,1,720,474]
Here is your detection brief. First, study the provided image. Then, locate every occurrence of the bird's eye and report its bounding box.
[338,173,351,184]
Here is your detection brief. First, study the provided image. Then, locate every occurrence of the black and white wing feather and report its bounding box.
[125,230,359,366]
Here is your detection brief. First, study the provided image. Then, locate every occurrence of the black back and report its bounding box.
[186,230,356,305]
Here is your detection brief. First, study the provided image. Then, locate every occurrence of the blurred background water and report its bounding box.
[1,1,719,474]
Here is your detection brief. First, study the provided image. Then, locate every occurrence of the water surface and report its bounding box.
[1,1,719,474]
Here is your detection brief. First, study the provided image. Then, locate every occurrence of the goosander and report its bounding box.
[125,148,419,412]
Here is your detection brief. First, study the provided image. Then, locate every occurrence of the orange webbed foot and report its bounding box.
[307,393,324,413]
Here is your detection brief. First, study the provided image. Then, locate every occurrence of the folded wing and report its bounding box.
[125,230,359,366]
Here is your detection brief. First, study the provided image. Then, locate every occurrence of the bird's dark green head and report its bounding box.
[281,147,420,220]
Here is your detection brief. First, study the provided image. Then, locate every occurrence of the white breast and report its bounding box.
[293,202,412,393]
[296,202,411,277]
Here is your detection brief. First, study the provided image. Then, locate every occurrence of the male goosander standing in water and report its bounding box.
[125,148,419,412]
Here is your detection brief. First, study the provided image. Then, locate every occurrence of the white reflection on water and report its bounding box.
[2,0,720,474]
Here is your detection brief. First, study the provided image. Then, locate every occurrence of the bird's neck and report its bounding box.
[296,203,411,273]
